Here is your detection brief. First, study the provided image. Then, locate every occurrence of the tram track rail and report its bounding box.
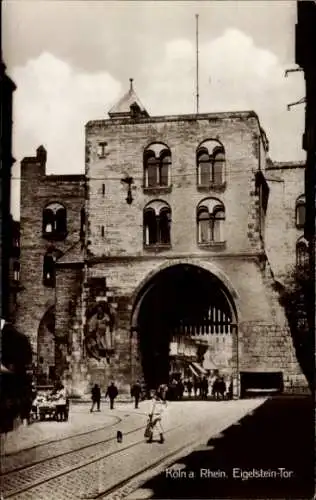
[94,434,209,500]
[2,408,155,475]
[1,423,147,496]
[1,421,186,499]
[3,415,122,459]
[1,399,264,500]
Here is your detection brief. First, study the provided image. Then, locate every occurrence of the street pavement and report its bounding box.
[1,398,266,500]
[2,403,121,456]
[127,395,314,500]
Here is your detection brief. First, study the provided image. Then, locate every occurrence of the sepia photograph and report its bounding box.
[0,1,315,499]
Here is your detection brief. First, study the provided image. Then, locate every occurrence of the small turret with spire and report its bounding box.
[108,78,149,119]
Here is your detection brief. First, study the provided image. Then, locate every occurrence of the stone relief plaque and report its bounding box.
[85,299,116,361]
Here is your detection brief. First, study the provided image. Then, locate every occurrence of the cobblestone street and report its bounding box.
[1,398,265,499]
[128,395,314,500]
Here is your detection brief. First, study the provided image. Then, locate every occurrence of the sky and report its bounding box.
[3,0,306,219]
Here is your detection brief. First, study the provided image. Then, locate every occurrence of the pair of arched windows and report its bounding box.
[196,140,225,186]
[143,197,225,247]
[197,199,225,244]
[43,203,86,241]
[295,195,305,228]
[143,140,226,189]
[144,144,171,188]
[143,201,171,245]
[43,203,67,239]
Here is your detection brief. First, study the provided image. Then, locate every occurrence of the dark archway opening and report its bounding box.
[136,264,236,390]
[37,306,56,385]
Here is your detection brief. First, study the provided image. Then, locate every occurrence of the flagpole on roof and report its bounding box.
[195,13,200,114]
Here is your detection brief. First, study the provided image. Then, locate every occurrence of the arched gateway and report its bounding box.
[131,264,238,390]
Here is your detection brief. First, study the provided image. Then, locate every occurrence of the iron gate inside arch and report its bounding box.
[135,264,237,389]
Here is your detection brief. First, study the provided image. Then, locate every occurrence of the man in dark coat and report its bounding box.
[193,377,200,398]
[186,379,193,398]
[105,382,118,409]
[90,383,101,412]
[201,376,209,399]
[131,381,142,409]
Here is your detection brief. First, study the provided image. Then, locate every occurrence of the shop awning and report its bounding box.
[190,361,208,375]
[188,363,200,377]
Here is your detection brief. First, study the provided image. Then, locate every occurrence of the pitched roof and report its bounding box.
[108,79,149,118]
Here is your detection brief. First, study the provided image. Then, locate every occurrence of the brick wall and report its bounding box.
[16,117,308,397]
[76,113,308,396]
[265,162,305,278]
[85,112,263,258]
[16,147,85,368]
[72,255,306,395]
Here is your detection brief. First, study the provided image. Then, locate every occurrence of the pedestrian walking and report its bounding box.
[144,390,167,443]
[218,376,226,399]
[193,377,200,398]
[158,383,168,401]
[213,375,225,400]
[90,383,101,412]
[105,381,118,409]
[131,380,142,409]
[186,379,193,398]
[201,376,209,399]
[177,379,184,400]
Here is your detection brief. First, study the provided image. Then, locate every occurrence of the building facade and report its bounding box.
[17,83,308,396]
[8,216,21,320]
[295,0,315,362]
[16,146,85,385]
[0,56,16,321]
[295,0,316,254]
[265,161,307,278]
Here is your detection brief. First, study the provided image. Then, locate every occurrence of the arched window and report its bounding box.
[43,248,62,287]
[144,208,157,245]
[213,147,225,185]
[197,140,225,187]
[197,198,225,244]
[144,143,171,188]
[144,200,171,246]
[147,155,158,188]
[197,149,211,186]
[43,202,67,240]
[295,195,305,228]
[296,237,309,268]
[160,152,171,186]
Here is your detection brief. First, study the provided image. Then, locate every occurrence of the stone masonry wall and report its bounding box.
[79,255,307,395]
[265,163,305,279]
[16,148,85,363]
[80,113,308,396]
[85,113,263,259]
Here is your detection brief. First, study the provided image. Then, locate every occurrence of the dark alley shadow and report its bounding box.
[141,396,314,499]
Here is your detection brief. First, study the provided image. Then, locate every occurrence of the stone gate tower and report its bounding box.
[17,82,308,397]
[67,81,307,396]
